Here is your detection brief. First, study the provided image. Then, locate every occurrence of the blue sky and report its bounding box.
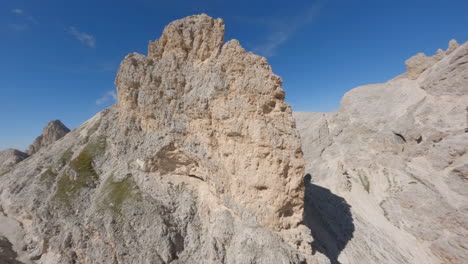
[1,0,467,150]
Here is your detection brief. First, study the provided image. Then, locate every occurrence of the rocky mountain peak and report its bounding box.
[115,14,304,231]
[405,39,463,80]
[0,149,29,174]
[27,120,70,155]
[148,14,225,62]
[446,39,460,54]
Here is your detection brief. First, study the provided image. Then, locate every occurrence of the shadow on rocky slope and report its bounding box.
[303,174,354,264]
[0,236,23,264]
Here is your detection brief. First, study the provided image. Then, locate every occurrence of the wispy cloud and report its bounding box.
[9,8,37,31]
[68,27,96,48]
[242,2,323,57]
[96,90,117,105]
[12,9,24,15]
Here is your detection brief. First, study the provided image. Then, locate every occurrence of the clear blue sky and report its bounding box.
[1,0,467,150]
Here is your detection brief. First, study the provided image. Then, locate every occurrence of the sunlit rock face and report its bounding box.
[116,14,305,231]
[0,14,314,264]
[295,40,468,264]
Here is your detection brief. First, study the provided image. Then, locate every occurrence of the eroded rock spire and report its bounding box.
[116,14,305,230]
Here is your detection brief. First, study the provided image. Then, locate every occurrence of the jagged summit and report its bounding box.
[0,149,29,174]
[116,14,305,231]
[405,39,462,80]
[27,120,70,155]
[0,15,311,264]
[148,14,225,61]
[1,120,70,175]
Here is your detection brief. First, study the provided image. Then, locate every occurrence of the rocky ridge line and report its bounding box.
[27,120,70,155]
[0,14,315,264]
[295,39,468,264]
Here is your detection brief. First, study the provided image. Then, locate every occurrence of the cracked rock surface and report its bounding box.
[0,14,314,264]
[295,40,468,264]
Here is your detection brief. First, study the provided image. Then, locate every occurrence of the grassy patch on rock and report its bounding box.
[0,170,11,177]
[98,174,142,216]
[53,136,106,207]
[40,167,58,185]
[84,135,106,157]
[58,148,74,167]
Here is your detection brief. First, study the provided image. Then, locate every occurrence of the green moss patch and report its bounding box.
[84,135,106,158]
[99,174,142,216]
[54,167,98,207]
[53,136,107,208]
[58,148,74,167]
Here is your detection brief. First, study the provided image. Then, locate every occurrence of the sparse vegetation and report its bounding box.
[55,170,97,208]
[40,167,57,185]
[98,174,142,216]
[53,136,106,207]
[58,148,74,167]
[84,135,107,158]
[0,170,11,177]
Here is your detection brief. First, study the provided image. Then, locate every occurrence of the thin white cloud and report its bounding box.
[250,2,322,57]
[69,27,96,48]
[96,90,117,105]
[9,8,37,30]
[12,9,24,15]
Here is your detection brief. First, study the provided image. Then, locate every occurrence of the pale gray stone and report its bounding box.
[0,14,313,264]
[27,120,70,155]
[295,40,468,264]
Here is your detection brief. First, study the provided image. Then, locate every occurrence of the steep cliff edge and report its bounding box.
[0,14,314,264]
[295,40,468,264]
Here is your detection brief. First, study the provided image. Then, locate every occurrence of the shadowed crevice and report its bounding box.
[303,174,354,264]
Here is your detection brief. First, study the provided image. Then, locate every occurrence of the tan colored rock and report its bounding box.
[116,14,304,231]
[405,52,437,80]
[0,14,311,264]
[432,48,445,60]
[446,39,460,54]
[27,120,70,155]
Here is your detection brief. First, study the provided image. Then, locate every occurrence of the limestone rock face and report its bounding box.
[446,39,460,54]
[0,149,29,175]
[405,53,437,80]
[0,14,311,264]
[295,40,468,264]
[116,14,304,231]
[27,120,70,155]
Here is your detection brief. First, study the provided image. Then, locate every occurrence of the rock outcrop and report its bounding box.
[295,40,468,264]
[27,120,70,155]
[405,39,463,81]
[0,149,29,175]
[116,14,304,231]
[0,14,313,264]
